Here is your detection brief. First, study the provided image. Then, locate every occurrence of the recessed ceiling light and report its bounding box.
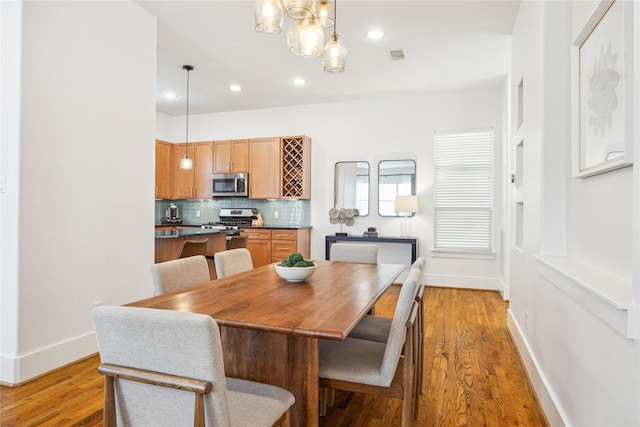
[164,92,177,99]
[293,78,306,86]
[366,29,385,40]
[229,85,242,92]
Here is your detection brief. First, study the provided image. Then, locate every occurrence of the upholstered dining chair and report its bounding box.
[92,306,294,427]
[329,243,378,264]
[318,267,422,426]
[179,239,209,258]
[150,255,211,295]
[347,256,427,414]
[214,248,253,279]
[348,257,426,342]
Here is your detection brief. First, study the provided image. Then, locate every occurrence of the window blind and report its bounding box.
[433,129,493,252]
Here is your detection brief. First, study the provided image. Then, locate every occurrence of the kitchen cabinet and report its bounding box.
[249,135,312,200]
[240,229,272,268]
[167,141,212,199]
[155,140,172,199]
[172,143,195,199]
[240,228,311,267]
[249,137,281,199]
[213,139,249,173]
[194,141,213,198]
[281,136,311,200]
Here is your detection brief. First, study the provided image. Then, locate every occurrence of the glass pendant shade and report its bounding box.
[298,18,324,58]
[286,20,301,55]
[322,33,347,73]
[282,0,315,20]
[180,154,193,170]
[316,0,334,28]
[254,0,283,34]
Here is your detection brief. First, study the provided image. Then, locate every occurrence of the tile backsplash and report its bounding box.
[155,198,310,226]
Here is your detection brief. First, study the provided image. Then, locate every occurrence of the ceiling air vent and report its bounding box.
[388,49,405,61]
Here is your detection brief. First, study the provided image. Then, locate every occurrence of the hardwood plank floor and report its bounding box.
[0,287,548,426]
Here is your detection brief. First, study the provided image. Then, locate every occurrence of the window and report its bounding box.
[433,129,493,252]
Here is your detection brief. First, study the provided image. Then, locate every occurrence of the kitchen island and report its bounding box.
[155,227,229,279]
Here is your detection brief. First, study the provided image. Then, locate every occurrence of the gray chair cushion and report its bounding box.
[92,306,294,427]
[214,248,253,278]
[150,255,210,295]
[348,314,391,343]
[319,268,422,388]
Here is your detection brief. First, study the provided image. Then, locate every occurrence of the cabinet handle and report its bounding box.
[276,247,290,251]
[274,233,290,237]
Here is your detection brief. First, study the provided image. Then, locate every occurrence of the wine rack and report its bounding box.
[281,136,311,199]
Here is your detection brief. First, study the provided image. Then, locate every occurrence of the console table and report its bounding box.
[325,235,419,263]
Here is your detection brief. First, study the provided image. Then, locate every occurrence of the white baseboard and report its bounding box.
[507,309,566,426]
[1,332,98,385]
[426,273,505,293]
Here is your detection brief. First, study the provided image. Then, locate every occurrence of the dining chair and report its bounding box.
[214,248,253,279]
[92,305,294,427]
[318,267,422,426]
[179,239,209,258]
[227,235,248,250]
[150,255,211,295]
[347,257,427,415]
[329,243,378,264]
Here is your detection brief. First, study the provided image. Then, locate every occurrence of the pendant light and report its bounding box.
[255,0,283,34]
[322,0,346,73]
[180,65,194,170]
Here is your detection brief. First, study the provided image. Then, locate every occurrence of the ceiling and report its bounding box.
[135,0,520,117]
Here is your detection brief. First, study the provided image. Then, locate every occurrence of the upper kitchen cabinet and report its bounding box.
[193,141,213,198]
[155,140,172,199]
[213,139,249,173]
[249,137,281,199]
[171,143,195,199]
[281,136,311,199]
[167,141,212,199]
[249,136,312,200]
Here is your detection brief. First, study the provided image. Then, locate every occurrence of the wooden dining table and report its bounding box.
[128,260,404,427]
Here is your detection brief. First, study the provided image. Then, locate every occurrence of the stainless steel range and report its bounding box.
[201,208,256,233]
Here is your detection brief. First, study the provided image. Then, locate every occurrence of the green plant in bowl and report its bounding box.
[275,252,317,282]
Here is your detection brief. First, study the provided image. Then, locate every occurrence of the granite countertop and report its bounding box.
[155,228,229,239]
[243,225,312,230]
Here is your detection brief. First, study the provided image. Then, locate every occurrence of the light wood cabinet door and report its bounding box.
[172,143,195,199]
[213,139,249,173]
[249,137,281,199]
[194,141,213,198]
[155,140,172,199]
[241,229,272,268]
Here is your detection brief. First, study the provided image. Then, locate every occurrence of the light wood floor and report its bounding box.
[0,287,548,426]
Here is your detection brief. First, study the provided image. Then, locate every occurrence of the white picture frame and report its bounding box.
[572,0,635,178]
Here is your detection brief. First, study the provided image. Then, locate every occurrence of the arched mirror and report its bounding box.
[334,161,369,216]
[378,159,416,216]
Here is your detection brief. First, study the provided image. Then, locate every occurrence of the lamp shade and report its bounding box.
[394,195,419,213]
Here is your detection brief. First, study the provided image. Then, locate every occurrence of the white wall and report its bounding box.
[0,1,157,384]
[163,87,507,290]
[507,1,640,425]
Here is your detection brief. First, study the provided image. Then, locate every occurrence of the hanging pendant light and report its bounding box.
[282,0,315,20]
[316,0,334,29]
[255,0,283,34]
[298,17,324,58]
[322,0,347,72]
[286,20,302,55]
[180,65,193,170]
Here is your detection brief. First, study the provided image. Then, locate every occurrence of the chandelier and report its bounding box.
[254,0,347,73]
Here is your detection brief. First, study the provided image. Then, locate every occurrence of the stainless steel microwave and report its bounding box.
[211,173,248,197]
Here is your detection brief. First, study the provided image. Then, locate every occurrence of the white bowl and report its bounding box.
[274,264,317,282]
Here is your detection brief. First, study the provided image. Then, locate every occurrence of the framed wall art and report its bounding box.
[572,0,635,178]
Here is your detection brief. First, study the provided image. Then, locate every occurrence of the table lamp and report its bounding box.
[394,195,419,237]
